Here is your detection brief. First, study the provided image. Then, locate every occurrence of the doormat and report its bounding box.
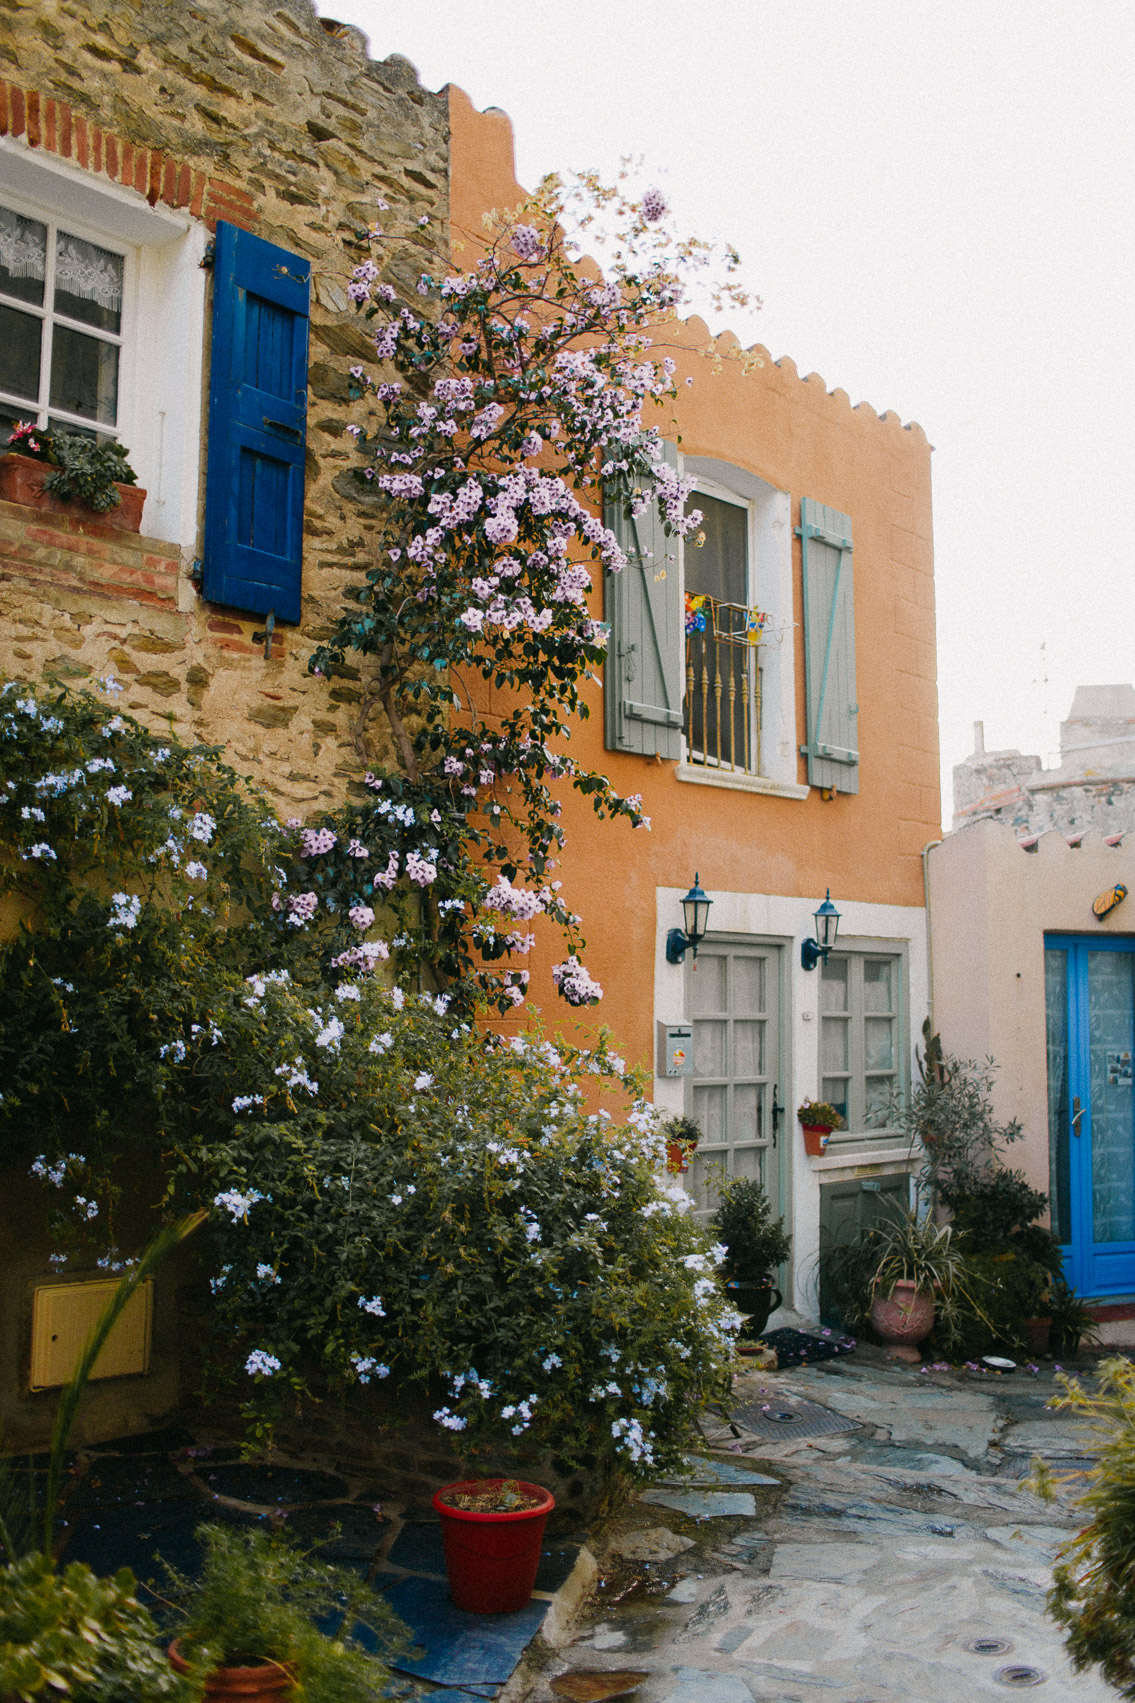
[755,1327,856,1368]
[727,1393,860,1442]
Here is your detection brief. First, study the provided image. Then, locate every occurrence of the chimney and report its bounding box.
[973,720,985,756]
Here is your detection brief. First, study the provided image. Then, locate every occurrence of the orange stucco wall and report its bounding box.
[448,87,940,1072]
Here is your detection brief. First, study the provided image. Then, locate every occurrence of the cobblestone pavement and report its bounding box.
[516,1345,1119,1703]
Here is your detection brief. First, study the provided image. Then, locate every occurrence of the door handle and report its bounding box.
[771,1086,781,1149]
[1071,1096,1084,1138]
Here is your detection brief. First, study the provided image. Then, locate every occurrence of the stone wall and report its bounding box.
[0,0,449,817]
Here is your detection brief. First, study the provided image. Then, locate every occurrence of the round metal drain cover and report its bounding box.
[967,1638,1013,1656]
[994,1665,1047,1688]
[766,1409,804,1424]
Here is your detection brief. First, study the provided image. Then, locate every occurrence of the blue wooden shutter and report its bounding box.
[602,440,683,759]
[798,497,859,793]
[203,222,310,624]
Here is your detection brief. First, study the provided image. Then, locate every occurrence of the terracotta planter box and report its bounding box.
[0,452,146,532]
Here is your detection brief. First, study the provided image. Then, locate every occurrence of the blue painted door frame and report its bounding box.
[1047,934,1135,1297]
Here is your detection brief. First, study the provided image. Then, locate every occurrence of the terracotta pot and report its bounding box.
[801,1123,831,1157]
[870,1279,935,1360]
[0,453,145,532]
[665,1137,697,1174]
[433,1478,554,1614]
[1024,1316,1052,1356]
[169,1639,295,1700]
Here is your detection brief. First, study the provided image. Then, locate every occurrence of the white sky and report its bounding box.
[330,0,1135,827]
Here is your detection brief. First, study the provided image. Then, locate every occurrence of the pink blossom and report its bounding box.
[405,851,437,887]
[349,904,375,930]
[552,956,603,1005]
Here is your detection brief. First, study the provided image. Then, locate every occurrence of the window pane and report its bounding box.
[692,1084,726,1146]
[0,304,42,405]
[50,326,119,425]
[733,1082,763,1145]
[865,1077,894,1128]
[820,957,848,1013]
[732,955,765,1014]
[686,493,746,605]
[0,205,47,306]
[863,958,894,1013]
[865,1016,895,1071]
[694,1020,726,1077]
[690,953,726,1014]
[734,1020,764,1078]
[822,1016,848,1073]
[54,231,123,333]
[822,1079,849,1125]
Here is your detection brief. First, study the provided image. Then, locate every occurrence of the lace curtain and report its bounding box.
[55,234,123,313]
[0,204,46,282]
[0,207,123,313]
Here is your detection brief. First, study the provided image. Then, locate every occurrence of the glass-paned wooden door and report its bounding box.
[1045,936,1135,1295]
[687,943,781,1216]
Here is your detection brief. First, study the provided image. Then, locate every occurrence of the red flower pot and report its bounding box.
[1024,1316,1052,1356]
[801,1123,831,1157]
[0,453,146,532]
[433,1478,554,1614]
[169,1639,295,1700]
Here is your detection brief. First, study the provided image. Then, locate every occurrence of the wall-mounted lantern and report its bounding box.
[801,889,841,971]
[666,873,713,965]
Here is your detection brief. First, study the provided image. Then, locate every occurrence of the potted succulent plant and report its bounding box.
[797,1099,845,1157]
[165,1523,405,1701]
[432,1478,555,1614]
[1,421,145,531]
[712,1174,791,1336]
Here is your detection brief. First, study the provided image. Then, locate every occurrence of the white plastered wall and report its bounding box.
[928,820,1135,1203]
[653,883,929,1319]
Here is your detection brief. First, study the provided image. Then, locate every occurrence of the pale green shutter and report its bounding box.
[603,440,683,759]
[798,498,859,793]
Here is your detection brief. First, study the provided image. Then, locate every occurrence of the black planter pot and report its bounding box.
[724,1279,782,1336]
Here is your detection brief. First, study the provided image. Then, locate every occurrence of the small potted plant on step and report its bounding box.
[1,421,145,530]
[711,1174,790,1337]
[433,1477,555,1615]
[661,1113,701,1175]
[165,1524,406,1701]
[797,1099,845,1157]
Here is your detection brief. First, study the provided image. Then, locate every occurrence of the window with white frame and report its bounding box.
[0,202,129,445]
[820,950,903,1133]
[0,142,209,551]
[679,456,798,794]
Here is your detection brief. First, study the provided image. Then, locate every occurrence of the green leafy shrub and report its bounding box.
[0,1554,198,1703]
[711,1176,790,1287]
[1035,1358,1135,1698]
[165,1525,404,1701]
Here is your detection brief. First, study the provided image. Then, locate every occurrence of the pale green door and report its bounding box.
[687,943,781,1216]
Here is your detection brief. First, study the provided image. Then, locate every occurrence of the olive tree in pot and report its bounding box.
[712,1175,791,1336]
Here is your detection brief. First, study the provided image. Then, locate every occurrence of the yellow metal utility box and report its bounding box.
[29,1279,153,1390]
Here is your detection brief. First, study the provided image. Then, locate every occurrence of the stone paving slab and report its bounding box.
[524,1348,1119,1703]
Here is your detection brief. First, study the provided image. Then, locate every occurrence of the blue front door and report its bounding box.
[1046,936,1135,1295]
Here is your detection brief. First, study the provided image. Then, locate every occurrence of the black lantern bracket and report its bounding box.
[801,888,841,971]
[666,873,713,965]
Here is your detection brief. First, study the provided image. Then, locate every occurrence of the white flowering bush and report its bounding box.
[173,974,735,1475]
